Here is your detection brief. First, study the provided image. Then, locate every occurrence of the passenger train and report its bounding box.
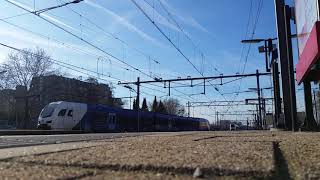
[37,101,210,132]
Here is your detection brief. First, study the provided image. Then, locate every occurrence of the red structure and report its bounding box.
[295,0,320,84]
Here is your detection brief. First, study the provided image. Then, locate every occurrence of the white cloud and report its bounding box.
[84,0,166,48]
[0,27,80,52]
[159,0,209,33]
[0,25,141,75]
[41,14,82,33]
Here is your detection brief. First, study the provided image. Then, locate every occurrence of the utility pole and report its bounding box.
[313,90,318,122]
[216,111,219,129]
[303,82,318,130]
[284,5,298,131]
[187,101,190,117]
[272,59,281,128]
[256,69,262,129]
[274,0,297,131]
[264,40,271,72]
[129,91,132,110]
[136,77,140,109]
[262,98,266,127]
[136,77,140,132]
[254,114,257,128]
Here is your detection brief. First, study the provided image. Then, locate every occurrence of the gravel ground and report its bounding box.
[1,131,320,179]
[278,133,320,180]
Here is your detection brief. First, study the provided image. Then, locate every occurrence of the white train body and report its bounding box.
[38,101,87,130]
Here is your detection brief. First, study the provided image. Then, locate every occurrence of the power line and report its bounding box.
[241,0,264,74]
[155,0,222,74]
[57,2,190,81]
[59,0,222,106]
[0,12,197,107]
[222,90,255,95]
[4,0,157,80]
[57,1,198,80]
[223,0,264,113]
[221,0,254,113]
[0,41,164,99]
[0,17,135,73]
[57,0,161,66]
[0,12,30,20]
[131,0,228,103]
[131,0,204,76]
[119,72,271,84]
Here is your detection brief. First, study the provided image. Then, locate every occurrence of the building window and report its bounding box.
[58,109,67,116]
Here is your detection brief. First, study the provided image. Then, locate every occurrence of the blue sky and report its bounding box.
[0,0,304,123]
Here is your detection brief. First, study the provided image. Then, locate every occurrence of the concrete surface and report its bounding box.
[0,132,154,149]
[0,130,83,136]
[0,131,319,179]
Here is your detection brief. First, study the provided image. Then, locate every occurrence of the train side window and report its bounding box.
[58,109,67,116]
[108,114,116,124]
[111,116,115,124]
[67,110,73,117]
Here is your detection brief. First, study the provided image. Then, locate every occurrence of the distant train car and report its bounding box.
[229,123,239,131]
[198,118,211,131]
[37,101,210,132]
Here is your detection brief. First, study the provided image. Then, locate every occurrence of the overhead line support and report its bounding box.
[118,72,271,85]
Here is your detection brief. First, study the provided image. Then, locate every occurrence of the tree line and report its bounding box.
[133,96,185,116]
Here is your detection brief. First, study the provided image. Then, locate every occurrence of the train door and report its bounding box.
[64,109,74,130]
[63,103,75,130]
[56,108,67,129]
[168,118,173,131]
[107,113,117,131]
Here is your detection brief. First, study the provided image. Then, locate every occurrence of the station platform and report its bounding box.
[0,129,83,136]
[0,131,319,179]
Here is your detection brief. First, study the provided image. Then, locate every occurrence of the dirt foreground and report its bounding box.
[0,131,319,179]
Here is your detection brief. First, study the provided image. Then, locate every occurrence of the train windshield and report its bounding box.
[40,104,58,118]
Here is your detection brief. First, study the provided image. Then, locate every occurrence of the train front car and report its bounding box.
[197,118,210,131]
[37,101,87,130]
[37,102,59,129]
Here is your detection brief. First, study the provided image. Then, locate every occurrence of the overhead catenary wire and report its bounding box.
[57,0,161,65]
[0,18,136,73]
[0,12,30,20]
[131,0,207,77]
[148,0,228,109]
[56,0,191,80]
[2,0,267,122]
[155,0,222,75]
[130,0,228,103]
[0,13,197,107]
[59,0,219,104]
[0,41,165,99]
[223,0,264,113]
[4,0,157,81]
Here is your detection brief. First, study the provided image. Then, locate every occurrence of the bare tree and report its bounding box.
[163,98,185,116]
[1,48,56,89]
[158,100,167,114]
[86,77,99,85]
[0,69,8,89]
